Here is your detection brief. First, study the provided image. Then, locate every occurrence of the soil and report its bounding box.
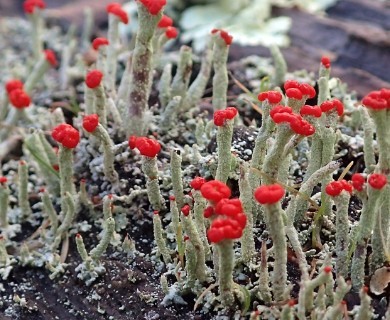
[1,0,389,319]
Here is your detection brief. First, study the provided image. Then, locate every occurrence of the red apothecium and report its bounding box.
[52,123,80,149]
[254,184,285,205]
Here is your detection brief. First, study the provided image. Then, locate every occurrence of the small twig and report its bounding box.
[27,220,51,241]
[194,283,218,311]
[337,161,353,181]
[60,233,69,263]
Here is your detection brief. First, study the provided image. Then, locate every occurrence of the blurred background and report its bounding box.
[0,0,388,96]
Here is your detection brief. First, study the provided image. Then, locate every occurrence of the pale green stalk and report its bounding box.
[18,161,32,219]
[215,119,234,183]
[126,4,162,135]
[212,34,229,111]
[153,212,171,264]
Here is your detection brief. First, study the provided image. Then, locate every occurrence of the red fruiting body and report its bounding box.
[106,2,129,24]
[286,88,303,100]
[128,135,137,149]
[254,184,285,205]
[270,105,292,118]
[153,210,159,215]
[214,198,243,217]
[200,180,231,203]
[211,29,233,45]
[158,15,173,28]
[44,49,58,67]
[51,123,80,149]
[257,91,283,104]
[9,89,31,109]
[291,117,315,136]
[325,181,343,197]
[368,174,387,190]
[288,300,296,307]
[23,0,45,14]
[300,105,322,118]
[181,205,190,216]
[52,164,59,171]
[213,107,238,126]
[219,30,233,45]
[380,88,390,106]
[207,217,244,243]
[213,110,225,126]
[321,56,331,69]
[190,177,206,190]
[139,0,166,15]
[86,70,103,89]
[271,110,315,136]
[326,180,356,196]
[134,137,161,157]
[169,195,175,201]
[320,99,344,116]
[284,80,316,99]
[300,83,316,98]
[0,177,7,184]
[207,225,224,243]
[323,266,332,273]
[203,206,214,218]
[340,180,353,193]
[5,80,24,95]
[165,27,178,39]
[284,80,300,91]
[362,89,390,110]
[183,235,190,241]
[224,107,237,119]
[234,213,247,229]
[271,112,296,124]
[351,173,365,191]
[92,37,109,50]
[82,114,99,133]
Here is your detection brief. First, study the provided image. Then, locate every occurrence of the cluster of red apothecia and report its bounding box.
[284,80,316,101]
[92,37,110,51]
[158,15,178,39]
[51,123,80,149]
[23,0,45,14]
[253,184,285,205]
[106,3,129,24]
[5,48,56,109]
[128,136,161,158]
[258,80,345,137]
[321,56,331,69]
[213,107,238,126]
[362,88,390,110]
[325,173,387,197]
[85,70,103,89]
[82,114,99,133]
[211,29,233,46]
[139,0,167,15]
[189,180,247,244]
[270,105,316,136]
[5,80,30,109]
